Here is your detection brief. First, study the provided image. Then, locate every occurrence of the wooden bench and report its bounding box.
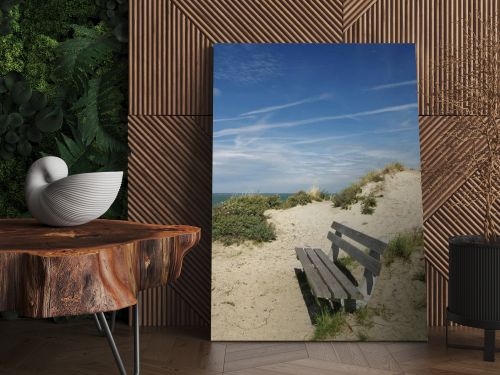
[295,221,387,311]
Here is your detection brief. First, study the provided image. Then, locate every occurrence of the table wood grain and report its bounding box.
[0,219,200,318]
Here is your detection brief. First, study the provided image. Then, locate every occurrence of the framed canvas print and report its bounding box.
[212,44,425,341]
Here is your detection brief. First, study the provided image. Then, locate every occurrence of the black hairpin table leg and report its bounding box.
[94,303,140,375]
[94,311,117,336]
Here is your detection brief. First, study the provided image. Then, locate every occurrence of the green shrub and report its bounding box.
[313,309,346,340]
[382,162,405,174]
[20,0,98,40]
[354,306,375,329]
[332,183,361,209]
[0,158,30,217]
[359,170,384,186]
[284,190,312,208]
[212,195,280,245]
[361,194,377,215]
[384,229,424,266]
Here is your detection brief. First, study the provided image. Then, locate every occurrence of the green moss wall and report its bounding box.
[0,0,128,218]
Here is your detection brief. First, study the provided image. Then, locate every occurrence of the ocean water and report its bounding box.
[212,193,293,207]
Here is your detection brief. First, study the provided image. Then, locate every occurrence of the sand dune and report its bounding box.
[211,170,425,341]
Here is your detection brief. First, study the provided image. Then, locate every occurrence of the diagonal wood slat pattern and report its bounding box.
[129,0,499,327]
[173,0,343,44]
[128,115,212,326]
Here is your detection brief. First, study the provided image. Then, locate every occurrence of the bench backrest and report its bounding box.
[327,221,387,277]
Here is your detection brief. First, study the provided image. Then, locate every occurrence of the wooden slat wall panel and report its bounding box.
[129,0,213,115]
[173,0,343,44]
[128,114,212,326]
[129,0,499,327]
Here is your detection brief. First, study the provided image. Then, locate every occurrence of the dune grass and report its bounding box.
[212,195,280,245]
[313,309,347,340]
[332,183,362,209]
[384,228,424,266]
[360,193,377,214]
[332,162,406,212]
[283,190,312,208]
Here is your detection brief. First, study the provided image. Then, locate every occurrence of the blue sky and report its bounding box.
[213,44,419,194]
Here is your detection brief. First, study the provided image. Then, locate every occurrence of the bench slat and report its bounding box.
[295,247,331,299]
[314,249,363,300]
[331,222,387,254]
[327,232,381,276]
[305,248,348,299]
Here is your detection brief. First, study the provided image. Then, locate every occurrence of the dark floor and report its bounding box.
[1,319,500,374]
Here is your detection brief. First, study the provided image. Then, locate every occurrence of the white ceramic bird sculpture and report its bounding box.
[25,156,123,226]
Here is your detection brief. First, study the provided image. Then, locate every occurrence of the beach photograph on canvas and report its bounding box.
[212,44,425,341]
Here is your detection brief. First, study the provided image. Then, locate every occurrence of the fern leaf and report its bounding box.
[72,70,126,153]
[53,25,120,93]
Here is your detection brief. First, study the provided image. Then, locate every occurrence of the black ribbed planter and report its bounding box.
[447,235,500,361]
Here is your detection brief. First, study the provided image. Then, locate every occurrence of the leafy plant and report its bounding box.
[332,183,361,209]
[53,25,120,94]
[96,0,128,42]
[0,71,62,159]
[212,195,278,245]
[283,190,312,208]
[0,0,22,36]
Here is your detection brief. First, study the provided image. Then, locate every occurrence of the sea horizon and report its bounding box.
[212,192,294,207]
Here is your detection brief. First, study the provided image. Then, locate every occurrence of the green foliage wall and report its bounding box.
[0,0,128,218]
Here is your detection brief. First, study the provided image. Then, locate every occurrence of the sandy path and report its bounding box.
[212,170,424,341]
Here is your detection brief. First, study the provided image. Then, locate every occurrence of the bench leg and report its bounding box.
[484,329,496,362]
[343,299,357,313]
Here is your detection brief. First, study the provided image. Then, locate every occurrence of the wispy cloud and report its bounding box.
[213,125,420,193]
[213,88,222,96]
[241,93,331,116]
[365,80,417,91]
[215,49,281,84]
[214,103,418,138]
[214,115,256,123]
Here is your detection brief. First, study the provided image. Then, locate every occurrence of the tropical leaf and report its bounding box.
[55,129,94,173]
[53,25,120,94]
[72,69,126,153]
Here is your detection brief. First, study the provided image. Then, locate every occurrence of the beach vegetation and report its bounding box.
[332,162,406,212]
[332,183,361,209]
[313,309,346,340]
[382,162,405,174]
[283,190,312,208]
[384,228,424,266]
[212,195,278,245]
[335,255,357,270]
[354,306,375,329]
[361,194,377,215]
[359,170,385,186]
[307,185,330,201]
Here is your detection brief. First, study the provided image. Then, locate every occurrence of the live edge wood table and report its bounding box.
[0,219,201,375]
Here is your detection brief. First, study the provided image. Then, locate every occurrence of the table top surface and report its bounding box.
[0,218,200,254]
